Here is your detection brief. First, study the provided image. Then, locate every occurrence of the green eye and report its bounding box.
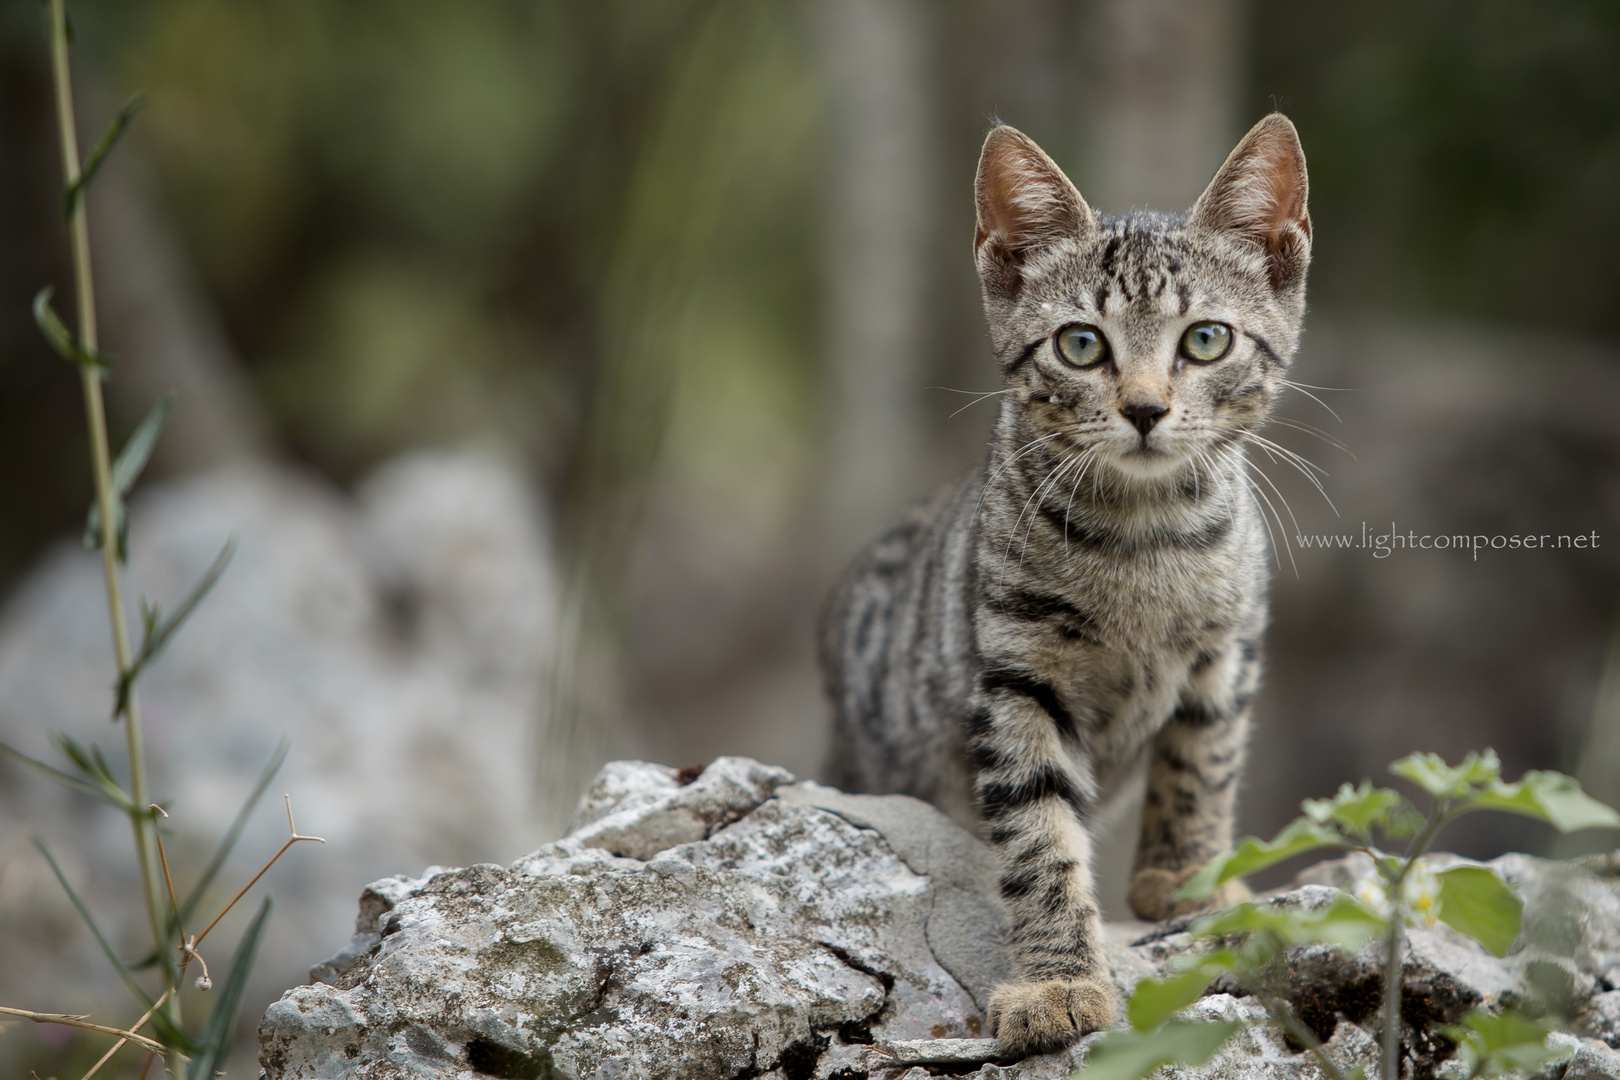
[1181,321,1233,363]
[1055,323,1109,368]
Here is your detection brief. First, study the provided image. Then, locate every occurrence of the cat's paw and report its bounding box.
[1128,865,1252,922]
[987,976,1117,1056]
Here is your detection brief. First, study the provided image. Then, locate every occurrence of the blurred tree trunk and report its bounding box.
[538,5,765,836]
[1085,0,1246,213]
[818,0,941,564]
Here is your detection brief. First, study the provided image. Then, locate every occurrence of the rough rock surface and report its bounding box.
[261,757,1620,1080]
[0,451,554,1039]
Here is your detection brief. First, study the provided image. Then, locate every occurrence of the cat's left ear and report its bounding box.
[1189,113,1311,292]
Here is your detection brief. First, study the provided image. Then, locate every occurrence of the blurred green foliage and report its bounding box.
[1253,0,1620,335]
[74,0,826,539]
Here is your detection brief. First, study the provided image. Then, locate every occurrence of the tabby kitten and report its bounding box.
[820,114,1310,1054]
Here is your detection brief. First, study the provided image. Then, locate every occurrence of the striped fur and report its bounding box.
[820,115,1311,1055]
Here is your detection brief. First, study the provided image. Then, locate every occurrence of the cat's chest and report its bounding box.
[1063,541,1249,647]
[1009,545,1255,768]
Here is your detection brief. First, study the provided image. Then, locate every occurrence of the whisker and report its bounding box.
[1006,450,1084,575]
[929,386,1016,419]
[1244,456,1303,538]
[1243,431,1329,479]
[1278,379,1345,423]
[1197,450,1237,518]
[1061,447,1102,556]
[1282,379,1360,393]
[1270,417,1356,459]
[973,431,1068,527]
[1239,432,1340,517]
[1214,446,1296,577]
[1236,454,1304,578]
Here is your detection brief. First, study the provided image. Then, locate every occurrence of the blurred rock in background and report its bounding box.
[0,451,553,1067]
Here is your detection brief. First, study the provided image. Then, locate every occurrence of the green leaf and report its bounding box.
[1436,866,1522,957]
[115,537,236,717]
[1301,780,1414,840]
[50,734,138,813]
[32,836,161,1011]
[188,897,272,1080]
[1468,771,1620,833]
[85,392,175,563]
[1127,969,1217,1032]
[1389,750,1501,800]
[64,92,145,220]
[32,286,112,371]
[1190,896,1387,952]
[1440,1009,1569,1078]
[1178,817,1348,901]
[1070,1020,1240,1080]
[0,737,120,806]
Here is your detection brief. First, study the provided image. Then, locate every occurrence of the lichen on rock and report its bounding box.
[260,759,1620,1080]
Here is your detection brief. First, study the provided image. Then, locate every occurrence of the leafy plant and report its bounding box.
[1075,750,1619,1080]
[0,4,321,1077]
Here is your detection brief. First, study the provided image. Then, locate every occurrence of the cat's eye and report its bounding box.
[1180,321,1234,363]
[1055,323,1109,369]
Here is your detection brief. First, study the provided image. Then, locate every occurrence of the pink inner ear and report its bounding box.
[1260,145,1308,245]
[976,130,1084,256]
[1194,116,1310,258]
[977,143,1037,250]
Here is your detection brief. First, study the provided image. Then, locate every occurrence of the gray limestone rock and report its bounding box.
[1578,989,1620,1049]
[262,759,1620,1080]
[569,756,796,861]
[1563,1037,1620,1080]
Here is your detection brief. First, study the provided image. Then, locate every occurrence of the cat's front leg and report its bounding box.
[969,679,1117,1055]
[1127,641,1259,922]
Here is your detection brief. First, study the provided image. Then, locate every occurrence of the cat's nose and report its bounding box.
[1120,401,1168,435]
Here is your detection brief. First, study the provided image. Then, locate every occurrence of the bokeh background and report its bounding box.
[2,0,1619,1074]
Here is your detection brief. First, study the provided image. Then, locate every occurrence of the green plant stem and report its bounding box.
[46,2,181,1073]
[1253,959,1352,1080]
[1373,800,1457,1080]
[1381,916,1402,1080]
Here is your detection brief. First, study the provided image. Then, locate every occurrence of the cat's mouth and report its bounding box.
[1110,437,1188,480]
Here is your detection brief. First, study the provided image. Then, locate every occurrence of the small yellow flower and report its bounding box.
[1404,863,1442,928]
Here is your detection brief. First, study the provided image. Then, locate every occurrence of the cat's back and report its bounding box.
[819,469,982,819]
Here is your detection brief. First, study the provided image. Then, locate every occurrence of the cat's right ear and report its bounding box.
[975,126,1094,299]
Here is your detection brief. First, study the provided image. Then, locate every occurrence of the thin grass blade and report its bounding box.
[51,734,136,812]
[32,836,156,1009]
[85,392,175,561]
[0,738,115,805]
[116,537,237,717]
[64,92,144,219]
[139,537,236,666]
[32,287,111,371]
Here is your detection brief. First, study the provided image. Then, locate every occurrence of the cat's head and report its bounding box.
[973,114,1310,484]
